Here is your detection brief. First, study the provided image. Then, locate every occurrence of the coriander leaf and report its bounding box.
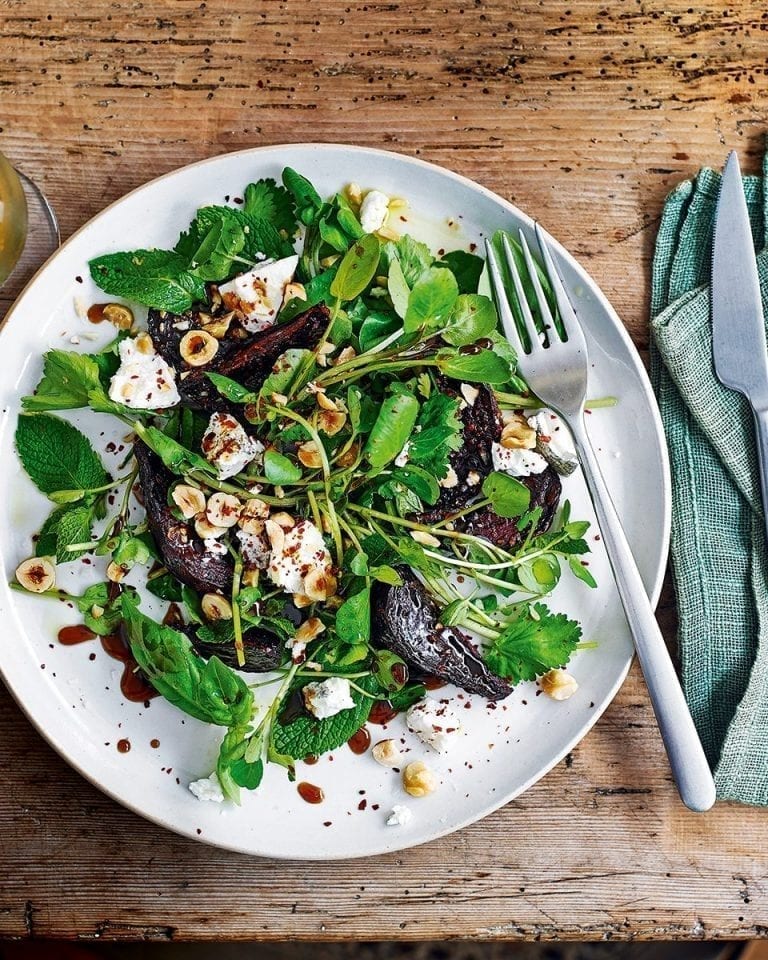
[89,249,207,313]
[436,347,511,384]
[383,235,433,286]
[482,471,531,518]
[282,167,323,225]
[271,674,380,760]
[442,294,498,347]
[22,350,104,412]
[330,234,380,302]
[387,257,410,319]
[122,596,253,727]
[263,449,302,484]
[335,586,371,645]
[244,178,298,236]
[363,392,419,474]
[437,250,484,294]
[404,266,458,333]
[485,602,582,683]
[407,390,463,480]
[16,414,109,497]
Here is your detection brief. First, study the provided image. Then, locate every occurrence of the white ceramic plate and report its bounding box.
[0,144,670,859]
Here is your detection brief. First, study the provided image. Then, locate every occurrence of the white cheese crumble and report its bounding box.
[188,771,225,802]
[406,698,462,752]
[266,518,332,595]
[204,537,228,557]
[394,440,411,468]
[201,412,264,481]
[359,190,390,234]
[218,255,299,333]
[491,442,548,477]
[108,335,180,409]
[438,465,459,489]
[303,676,355,720]
[527,410,578,468]
[386,804,413,827]
[236,529,271,569]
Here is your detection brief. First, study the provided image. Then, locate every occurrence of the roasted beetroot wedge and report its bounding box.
[373,567,512,701]
[464,466,562,550]
[134,442,234,595]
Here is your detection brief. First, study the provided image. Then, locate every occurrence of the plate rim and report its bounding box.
[0,142,671,859]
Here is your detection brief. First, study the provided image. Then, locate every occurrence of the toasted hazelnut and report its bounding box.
[372,739,402,768]
[242,567,260,588]
[333,346,357,366]
[107,561,128,583]
[303,568,331,602]
[201,312,234,339]
[283,282,306,302]
[134,332,155,355]
[460,382,480,406]
[337,443,358,468]
[206,492,242,528]
[180,330,219,366]
[90,604,105,620]
[265,518,285,554]
[171,484,206,520]
[270,511,295,530]
[102,303,134,330]
[319,254,340,269]
[540,668,579,701]
[410,530,441,548]
[297,441,323,468]
[403,760,437,798]
[16,557,55,593]
[239,499,269,535]
[271,392,288,405]
[201,593,233,621]
[346,182,362,205]
[316,391,338,412]
[500,414,537,450]
[377,224,400,242]
[195,513,228,539]
[292,593,314,608]
[316,342,337,368]
[294,616,326,645]
[388,196,408,211]
[318,409,347,436]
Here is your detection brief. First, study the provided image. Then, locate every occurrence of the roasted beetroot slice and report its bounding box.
[373,567,512,701]
[177,304,330,409]
[134,442,234,595]
[463,466,562,550]
[192,628,282,672]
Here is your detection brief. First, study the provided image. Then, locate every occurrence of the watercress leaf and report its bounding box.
[373,649,408,692]
[244,178,297,236]
[206,372,255,404]
[347,386,362,435]
[442,293,498,347]
[407,390,463,480]
[318,218,350,253]
[363,392,420,474]
[394,487,423,516]
[482,471,531,518]
[336,205,364,240]
[263,449,302,484]
[146,571,184,602]
[437,250,484,294]
[349,552,369,576]
[389,682,426,712]
[369,564,402,586]
[282,167,323,225]
[330,234,380,302]
[360,533,398,567]
[89,249,206,313]
[358,311,400,353]
[16,413,109,497]
[259,348,312,402]
[403,266,458,333]
[122,595,254,727]
[436,347,511,384]
[568,555,597,588]
[271,674,380,760]
[22,350,104,412]
[383,235,433,286]
[387,257,410,319]
[230,756,264,791]
[135,424,213,476]
[517,555,561,595]
[56,504,95,561]
[335,586,371,645]
[389,465,440,505]
[484,602,582,683]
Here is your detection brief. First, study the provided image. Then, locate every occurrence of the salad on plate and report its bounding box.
[12,168,599,808]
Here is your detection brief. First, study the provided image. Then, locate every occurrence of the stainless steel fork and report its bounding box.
[486,225,716,813]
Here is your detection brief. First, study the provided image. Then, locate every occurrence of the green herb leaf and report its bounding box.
[330,234,380,302]
[383,235,433,286]
[244,178,298,236]
[271,674,380,760]
[403,266,458,332]
[358,311,401,353]
[568,556,597,588]
[134,424,212,477]
[73,583,125,636]
[175,208,246,281]
[482,471,531,518]
[89,249,207,313]
[387,257,410,319]
[517,554,561,595]
[373,649,408,692]
[407,390,463,480]
[436,348,511,384]
[146,571,184,602]
[22,350,105,412]
[442,294,498,347]
[56,505,95,561]
[16,414,109,497]
[259,348,312,403]
[335,586,371,645]
[363,392,420,474]
[282,168,323,225]
[437,250,484,294]
[263,449,302,484]
[206,373,255,404]
[484,602,582,683]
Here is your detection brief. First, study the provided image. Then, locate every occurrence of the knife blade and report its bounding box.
[712,150,768,405]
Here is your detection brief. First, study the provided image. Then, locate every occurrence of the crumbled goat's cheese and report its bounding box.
[218,255,299,332]
[303,676,355,720]
[108,336,180,409]
[406,698,462,752]
[359,190,390,234]
[201,412,264,480]
[491,442,548,477]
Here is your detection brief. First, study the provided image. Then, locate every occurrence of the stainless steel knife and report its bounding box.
[712,150,768,520]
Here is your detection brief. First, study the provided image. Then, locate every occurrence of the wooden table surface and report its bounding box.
[1,0,767,943]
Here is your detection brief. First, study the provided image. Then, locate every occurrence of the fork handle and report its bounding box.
[569,414,717,813]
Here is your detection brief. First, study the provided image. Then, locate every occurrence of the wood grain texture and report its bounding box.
[1,0,767,942]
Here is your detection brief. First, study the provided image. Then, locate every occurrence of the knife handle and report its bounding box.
[753,409,768,537]
[570,413,717,813]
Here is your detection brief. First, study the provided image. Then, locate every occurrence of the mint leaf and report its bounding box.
[271,674,380,760]
[22,350,104,412]
[35,505,73,558]
[188,206,293,264]
[89,249,207,313]
[244,178,298,236]
[485,602,582,683]
[175,208,246,281]
[55,504,95,561]
[407,390,463,479]
[16,414,109,497]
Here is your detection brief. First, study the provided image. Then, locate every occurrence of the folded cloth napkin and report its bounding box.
[650,146,768,804]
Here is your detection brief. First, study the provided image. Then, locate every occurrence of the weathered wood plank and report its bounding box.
[1,0,766,941]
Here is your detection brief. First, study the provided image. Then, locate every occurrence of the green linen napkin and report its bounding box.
[650,148,768,805]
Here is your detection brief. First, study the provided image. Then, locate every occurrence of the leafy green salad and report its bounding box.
[12,168,597,805]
